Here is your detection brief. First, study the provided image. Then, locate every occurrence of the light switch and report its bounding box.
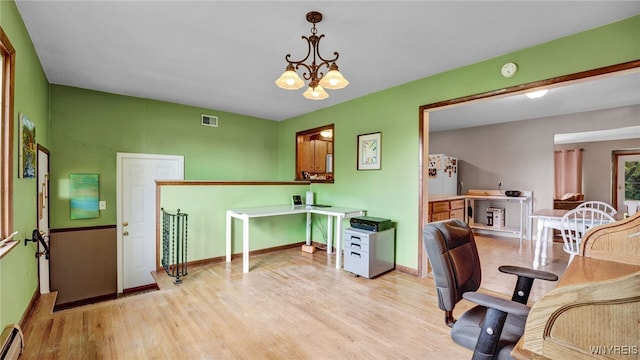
[99,201,106,210]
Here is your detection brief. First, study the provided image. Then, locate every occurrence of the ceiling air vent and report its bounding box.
[201,114,218,127]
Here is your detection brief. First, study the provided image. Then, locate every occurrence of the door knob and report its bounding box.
[123,221,129,226]
[123,231,129,236]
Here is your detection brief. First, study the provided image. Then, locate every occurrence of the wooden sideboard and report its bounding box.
[428,195,465,222]
[512,212,640,359]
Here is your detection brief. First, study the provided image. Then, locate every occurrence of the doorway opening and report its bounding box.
[613,151,640,216]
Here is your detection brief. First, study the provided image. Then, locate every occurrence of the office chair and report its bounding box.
[423,219,558,360]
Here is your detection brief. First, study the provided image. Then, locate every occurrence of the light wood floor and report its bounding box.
[21,235,568,359]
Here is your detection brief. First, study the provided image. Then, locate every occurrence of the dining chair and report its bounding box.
[576,200,617,216]
[560,207,615,264]
[423,219,558,360]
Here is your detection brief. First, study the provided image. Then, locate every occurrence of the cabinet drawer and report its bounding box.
[344,249,369,275]
[432,211,450,221]
[344,231,370,245]
[449,208,464,220]
[450,199,464,210]
[344,240,369,253]
[432,201,450,213]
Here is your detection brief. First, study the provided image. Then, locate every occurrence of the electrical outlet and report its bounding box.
[99,201,106,210]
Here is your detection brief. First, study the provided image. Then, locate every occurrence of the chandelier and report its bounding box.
[275,11,349,100]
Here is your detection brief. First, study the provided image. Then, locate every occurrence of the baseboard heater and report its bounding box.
[0,324,23,360]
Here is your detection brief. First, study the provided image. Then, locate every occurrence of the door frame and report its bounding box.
[612,150,640,213]
[116,152,184,293]
[418,60,640,277]
[36,144,50,294]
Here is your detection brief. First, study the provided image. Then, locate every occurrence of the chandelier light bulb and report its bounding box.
[275,65,304,90]
[303,85,329,100]
[319,63,349,90]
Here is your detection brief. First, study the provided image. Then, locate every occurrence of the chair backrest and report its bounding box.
[422,219,481,313]
[560,207,615,260]
[576,201,617,216]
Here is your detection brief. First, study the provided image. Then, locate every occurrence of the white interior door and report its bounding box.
[117,153,184,292]
[37,146,50,294]
[617,154,640,216]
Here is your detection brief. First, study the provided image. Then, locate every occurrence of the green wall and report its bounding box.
[278,15,640,270]
[0,1,50,330]
[49,86,281,228]
[161,184,310,261]
[2,1,639,335]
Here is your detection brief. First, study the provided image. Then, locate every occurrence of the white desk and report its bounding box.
[226,205,366,273]
[529,209,568,268]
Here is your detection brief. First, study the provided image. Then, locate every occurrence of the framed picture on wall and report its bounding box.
[357,132,381,170]
[19,113,36,178]
[69,174,100,219]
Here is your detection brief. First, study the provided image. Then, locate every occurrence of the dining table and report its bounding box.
[529,208,619,268]
[529,209,569,268]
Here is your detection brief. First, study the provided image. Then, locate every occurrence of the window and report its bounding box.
[0,28,15,237]
[295,124,334,182]
[614,151,640,216]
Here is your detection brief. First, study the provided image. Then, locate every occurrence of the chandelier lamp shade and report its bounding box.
[275,11,349,100]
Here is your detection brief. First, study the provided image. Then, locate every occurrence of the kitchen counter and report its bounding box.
[427,194,465,202]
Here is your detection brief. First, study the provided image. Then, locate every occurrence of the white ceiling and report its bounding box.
[430,70,640,133]
[14,1,640,122]
[554,125,640,145]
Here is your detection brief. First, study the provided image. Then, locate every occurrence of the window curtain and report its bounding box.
[554,149,583,199]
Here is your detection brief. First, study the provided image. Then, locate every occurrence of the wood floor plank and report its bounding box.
[20,235,567,359]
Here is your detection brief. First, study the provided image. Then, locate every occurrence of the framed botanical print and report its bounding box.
[357,132,381,170]
[19,113,36,178]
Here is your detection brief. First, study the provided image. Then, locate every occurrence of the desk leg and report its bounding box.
[533,219,544,268]
[335,215,344,270]
[242,216,250,273]
[327,216,333,254]
[541,227,550,266]
[526,200,533,241]
[226,211,232,263]
[519,202,523,242]
[306,213,312,246]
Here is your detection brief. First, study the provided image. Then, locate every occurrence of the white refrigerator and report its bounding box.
[428,154,458,195]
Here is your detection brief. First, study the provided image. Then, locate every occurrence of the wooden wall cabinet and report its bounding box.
[300,140,329,173]
[295,124,334,182]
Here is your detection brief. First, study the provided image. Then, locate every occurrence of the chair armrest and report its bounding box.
[463,292,530,317]
[499,265,558,282]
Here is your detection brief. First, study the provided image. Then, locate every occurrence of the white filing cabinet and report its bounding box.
[343,227,395,278]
